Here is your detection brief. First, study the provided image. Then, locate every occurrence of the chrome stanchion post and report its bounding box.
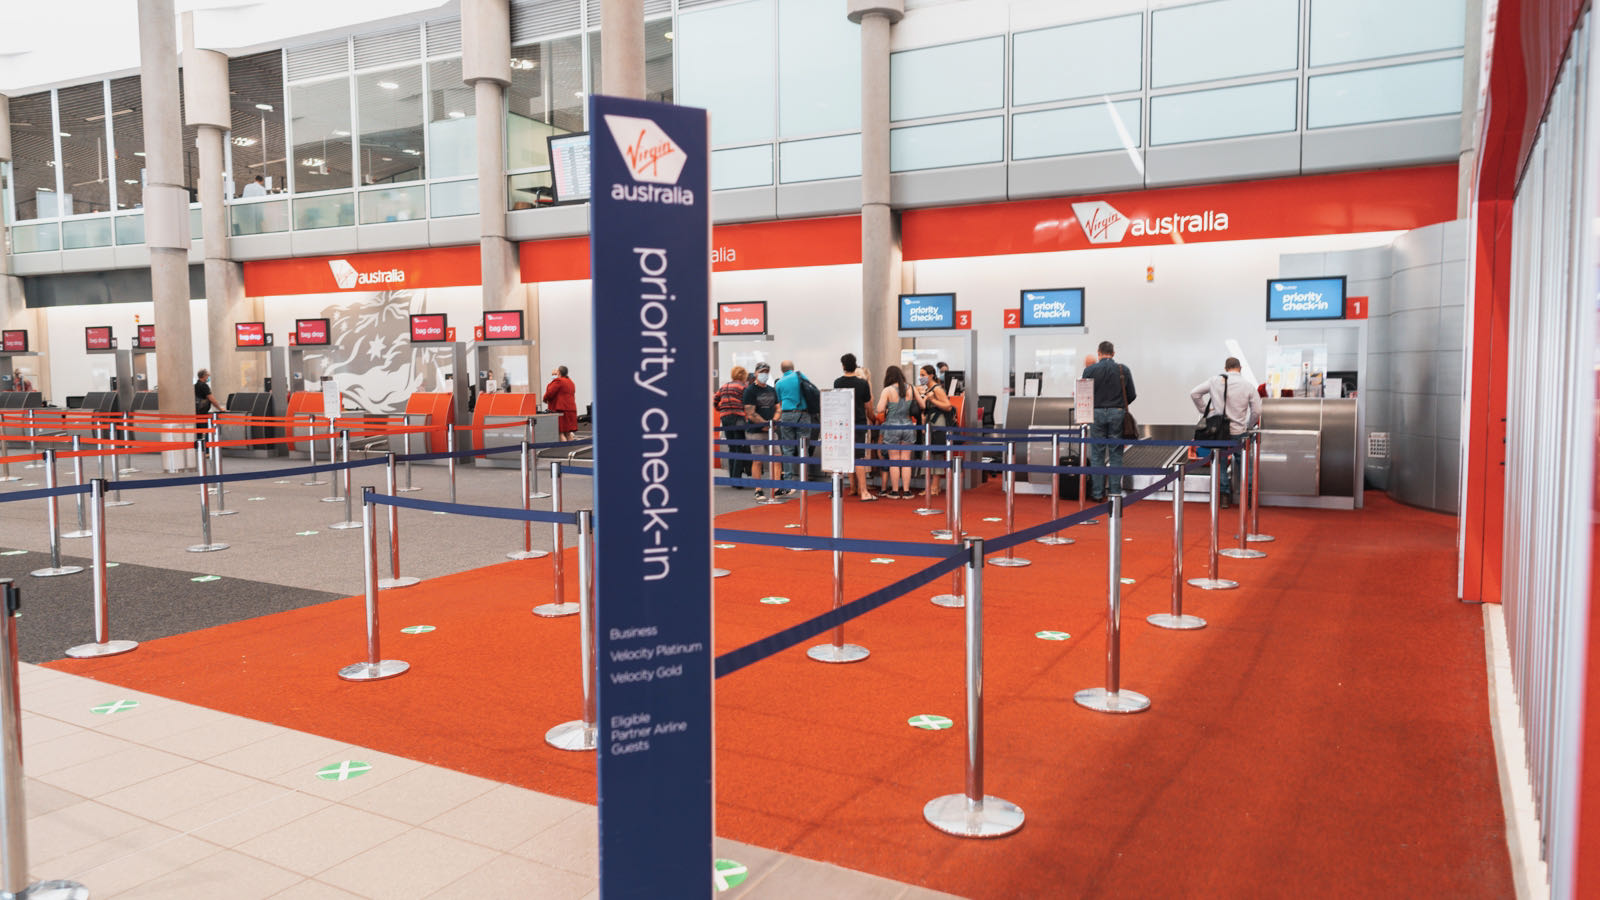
[447,427,458,504]
[1037,432,1073,546]
[105,421,132,507]
[808,473,868,663]
[1247,431,1274,543]
[932,452,961,541]
[787,436,814,550]
[60,436,91,539]
[1220,438,1264,560]
[209,442,237,517]
[339,488,409,681]
[0,423,15,483]
[535,462,579,616]
[29,452,82,577]
[321,422,343,502]
[989,441,1030,567]
[931,460,966,607]
[1149,463,1206,630]
[527,419,550,500]
[66,479,138,658]
[924,536,1025,837]
[1,580,90,900]
[188,438,229,552]
[1075,496,1151,713]
[330,431,362,529]
[398,414,421,492]
[508,440,549,559]
[1079,425,1099,526]
[303,414,328,486]
[117,414,140,475]
[1186,450,1237,590]
[23,409,46,469]
[756,420,783,505]
[546,509,598,750]
[915,423,939,515]
[378,454,419,590]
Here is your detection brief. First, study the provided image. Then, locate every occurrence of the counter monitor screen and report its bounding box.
[483,310,524,341]
[235,322,267,348]
[136,324,156,349]
[548,132,591,204]
[1019,288,1085,327]
[1,330,27,353]
[295,318,331,346]
[717,302,766,335]
[85,326,113,351]
[898,293,957,330]
[410,313,449,343]
[1267,276,1347,321]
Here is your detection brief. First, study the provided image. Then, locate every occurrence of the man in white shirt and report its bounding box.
[241,176,267,198]
[1189,357,1261,507]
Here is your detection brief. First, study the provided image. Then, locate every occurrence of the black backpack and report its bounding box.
[799,375,822,421]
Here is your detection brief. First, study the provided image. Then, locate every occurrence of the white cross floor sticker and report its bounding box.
[758,597,789,605]
[1036,631,1071,641]
[713,859,748,892]
[1121,577,1136,585]
[869,558,895,564]
[0,550,26,556]
[908,714,953,730]
[400,625,436,634]
[714,543,737,550]
[191,575,221,583]
[92,700,139,715]
[316,760,372,781]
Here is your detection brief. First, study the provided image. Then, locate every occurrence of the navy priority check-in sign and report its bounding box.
[589,94,713,898]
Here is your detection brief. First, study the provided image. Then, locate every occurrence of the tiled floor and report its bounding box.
[19,663,960,899]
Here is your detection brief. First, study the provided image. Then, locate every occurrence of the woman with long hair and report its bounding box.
[874,365,920,498]
[916,364,954,497]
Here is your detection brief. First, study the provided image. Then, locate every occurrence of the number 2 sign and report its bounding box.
[1003,309,1021,329]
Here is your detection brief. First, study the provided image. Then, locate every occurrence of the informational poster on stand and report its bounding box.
[820,389,855,474]
[321,381,341,419]
[1074,378,1094,426]
[588,94,713,898]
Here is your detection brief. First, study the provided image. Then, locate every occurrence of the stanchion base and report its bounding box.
[65,639,139,658]
[60,530,92,539]
[1186,577,1238,591]
[923,794,1025,838]
[397,486,424,493]
[930,593,965,608]
[14,879,90,900]
[532,601,580,618]
[1246,533,1276,543]
[545,719,597,752]
[506,549,550,560]
[210,509,239,518]
[1219,548,1266,559]
[30,566,84,578]
[529,491,551,500]
[988,557,1032,568]
[186,543,229,553]
[1073,687,1151,714]
[806,643,869,663]
[1147,613,1207,631]
[23,462,47,469]
[914,507,940,516]
[711,568,730,578]
[328,521,363,531]
[930,529,954,540]
[1035,536,1075,545]
[103,499,134,507]
[0,476,19,483]
[755,496,787,505]
[338,659,409,681]
[379,577,421,590]
[320,496,345,503]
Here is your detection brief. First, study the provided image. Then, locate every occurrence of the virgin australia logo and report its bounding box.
[603,114,694,206]
[328,259,404,290]
[1071,201,1129,244]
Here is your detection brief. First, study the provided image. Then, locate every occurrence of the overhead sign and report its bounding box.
[85,326,113,351]
[482,310,525,341]
[1020,288,1085,327]
[1,330,28,353]
[409,314,449,343]
[589,94,712,898]
[235,322,268,348]
[716,302,766,335]
[136,324,156,349]
[296,318,331,346]
[898,293,956,330]
[1267,276,1347,321]
[820,388,855,474]
[242,245,482,297]
[518,215,862,281]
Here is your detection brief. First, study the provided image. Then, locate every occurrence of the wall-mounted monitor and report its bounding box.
[547,132,591,204]
[1267,276,1347,321]
[1,330,27,353]
[482,310,524,341]
[85,326,114,351]
[716,302,766,336]
[136,324,156,349]
[410,313,449,343]
[235,322,268,347]
[898,293,957,330]
[1019,288,1085,327]
[295,318,331,346]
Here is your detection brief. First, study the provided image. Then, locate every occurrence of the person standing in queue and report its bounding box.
[542,365,578,441]
[1189,357,1260,508]
[1081,341,1136,501]
[875,365,919,499]
[742,362,779,499]
[714,365,750,485]
[917,364,954,497]
[772,360,811,497]
[194,368,220,415]
[834,353,875,500]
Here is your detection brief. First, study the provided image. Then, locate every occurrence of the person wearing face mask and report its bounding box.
[917,364,954,497]
[542,365,578,441]
[741,362,779,498]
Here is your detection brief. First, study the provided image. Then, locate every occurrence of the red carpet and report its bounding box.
[48,487,1513,898]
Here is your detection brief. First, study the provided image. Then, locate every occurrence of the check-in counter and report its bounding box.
[1258,397,1362,509]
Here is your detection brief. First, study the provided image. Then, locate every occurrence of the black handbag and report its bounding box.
[1116,365,1138,440]
[1194,375,1230,441]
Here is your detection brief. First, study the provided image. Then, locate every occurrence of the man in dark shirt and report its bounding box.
[194,369,220,415]
[741,362,779,498]
[833,352,874,499]
[1081,341,1136,500]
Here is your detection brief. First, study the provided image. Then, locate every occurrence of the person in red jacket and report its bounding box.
[542,365,578,441]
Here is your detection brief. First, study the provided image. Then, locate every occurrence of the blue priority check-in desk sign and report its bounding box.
[589,95,713,898]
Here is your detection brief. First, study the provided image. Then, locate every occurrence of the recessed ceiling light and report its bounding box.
[573,91,584,98]
[134,151,146,157]
[333,129,351,137]
[231,136,258,147]
[300,157,325,167]
[255,103,274,111]
[402,148,420,155]
[664,31,674,40]
[123,178,138,184]
[447,110,464,119]
[57,131,70,137]
[378,81,398,90]
[381,156,392,161]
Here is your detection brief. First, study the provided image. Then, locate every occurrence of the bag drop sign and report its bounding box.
[589,94,713,898]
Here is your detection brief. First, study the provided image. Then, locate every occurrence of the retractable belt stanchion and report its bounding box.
[447,428,458,504]
[931,441,958,540]
[1149,462,1206,630]
[508,440,550,560]
[1074,496,1151,713]
[808,473,868,663]
[188,439,229,553]
[931,458,966,607]
[303,414,328,486]
[915,423,940,516]
[756,421,784,505]
[0,425,15,483]
[378,454,419,590]
[60,436,91,539]
[398,414,421,492]
[534,461,579,617]
[923,535,1024,838]
[116,415,139,476]
[1036,432,1074,546]
[22,411,44,470]
[1246,431,1274,543]
[1079,425,1098,526]
[0,580,91,900]
[1186,450,1238,590]
[338,488,409,682]
[989,441,1030,568]
[29,452,82,578]
[526,419,550,500]
[787,436,813,549]
[207,412,220,495]
[545,509,598,750]
[65,479,139,658]
[1220,437,1264,560]
[105,421,132,507]
[329,431,362,530]
[321,422,344,503]
[209,442,236,517]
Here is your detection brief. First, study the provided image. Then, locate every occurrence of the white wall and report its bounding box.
[43,299,208,402]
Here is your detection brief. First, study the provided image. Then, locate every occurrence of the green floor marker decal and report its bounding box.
[782,523,802,529]
[105,562,119,568]
[92,700,139,715]
[0,550,26,556]
[315,760,372,781]
[400,625,436,634]
[191,575,221,583]
[908,714,953,731]
[982,517,1003,522]
[758,596,790,605]
[296,530,319,536]
[714,543,737,550]
[713,859,749,892]
[1120,577,1136,585]
[1036,631,1071,641]
[869,557,895,564]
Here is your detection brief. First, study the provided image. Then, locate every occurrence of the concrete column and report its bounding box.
[599,0,644,98]
[849,1,905,380]
[139,0,194,415]
[0,93,10,279]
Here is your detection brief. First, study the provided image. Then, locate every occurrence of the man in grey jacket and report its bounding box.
[1189,357,1261,507]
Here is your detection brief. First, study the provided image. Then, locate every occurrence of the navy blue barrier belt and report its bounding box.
[982,503,1114,555]
[714,476,831,492]
[714,527,956,558]
[714,452,822,464]
[111,456,388,493]
[0,483,93,504]
[558,466,594,477]
[368,491,580,525]
[859,457,951,470]
[964,460,1175,477]
[718,438,801,448]
[394,441,532,463]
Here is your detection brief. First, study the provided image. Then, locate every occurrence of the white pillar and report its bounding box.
[139,0,195,415]
[598,0,644,99]
[849,1,905,381]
